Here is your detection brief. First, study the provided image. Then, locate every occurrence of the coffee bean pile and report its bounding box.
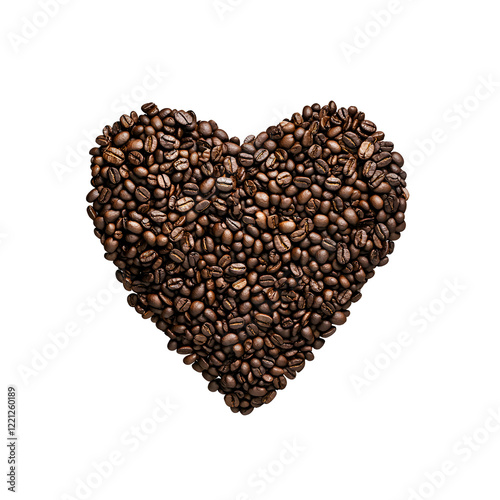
[87,102,408,414]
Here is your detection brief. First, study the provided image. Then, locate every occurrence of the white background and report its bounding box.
[2,1,500,499]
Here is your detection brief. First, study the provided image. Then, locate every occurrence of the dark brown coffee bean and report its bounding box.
[255,314,272,328]
[195,200,211,213]
[174,158,190,171]
[149,210,167,223]
[176,197,195,212]
[294,177,312,189]
[338,289,352,305]
[290,229,307,242]
[182,183,199,196]
[175,297,191,312]
[216,177,234,193]
[325,176,342,191]
[354,229,368,247]
[170,249,185,264]
[343,131,361,149]
[343,158,357,177]
[276,171,293,186]
[108,167,121,184]
[322,238,337,253]
[361,120,376,134]
[227,263,247,276]
[274,234,291,253]
[373,152,392,168]
[308,144,322,159]
[174,110,194,127]
[228,318,245,330]
[103,147,125,165]
[135,186,151,203]
[140,249,157,264]
[224,394,239,408]
[222,333,239,345]
[369,171,385,188]
[337,243,350,265]
[375,223,390,241]
[170,227,184,242]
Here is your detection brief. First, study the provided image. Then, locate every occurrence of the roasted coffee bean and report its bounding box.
[128,151,143,165]
[224,394,239,408]
[308,144,322,159]
[354,229,368,247]
[325,176,342,191]
[135,186,151,203]
[321,302,336,316]
[359,140,375,159]
[175,297,191,312]
[259,275,276,287]
[87,101,408,414]
[274,234,291,253]
[337,243,350,265]
[279,220,296,233]
[149,210,168,223]
[170,249,185,264]
[338,289,352,305]
[276,171,293,186]
[183,183,199,196]
[294,176,312,189]
[144,135,158,153]
[174,110,194,127]
[232,278,247,290]
[227,263,247,276]
[222,333,239,345]
[290,229,307,242]
[384,194,398,213]
[373,152,392,168]
[176,197,195,212]
[174,158,190,171]
[216,177,234,193]
[108,167,121,184]
[369,171,385,188]
[255,313,273,328]
[361,120,376,134]
[195,200,211,213]
[103,147,125,165]
[322,238,337,253]
[343,131,361,150]
[170,227,184,242]
[157,173,171,189]
[159,134,177,149]
[375,223,390,241]
[228,318,245,330]
[98,187,112,203]
[140,249,157,264]
[343,158,357,177]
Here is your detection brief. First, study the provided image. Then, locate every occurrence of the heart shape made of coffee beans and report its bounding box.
[87,101,408,414]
